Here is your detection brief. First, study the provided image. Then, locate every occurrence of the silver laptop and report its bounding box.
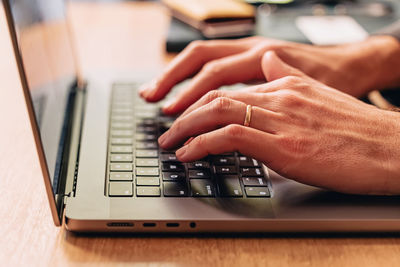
[3,0,400,232]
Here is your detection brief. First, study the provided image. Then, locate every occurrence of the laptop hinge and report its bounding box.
[63,83,87,204]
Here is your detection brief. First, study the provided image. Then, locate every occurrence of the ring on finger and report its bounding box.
[244,105,252,127]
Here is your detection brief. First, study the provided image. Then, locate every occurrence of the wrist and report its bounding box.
[379,109,400,194]
[359,36,400,93]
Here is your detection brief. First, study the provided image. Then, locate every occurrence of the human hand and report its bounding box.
[140,36,400,115]
[158,51,400,195]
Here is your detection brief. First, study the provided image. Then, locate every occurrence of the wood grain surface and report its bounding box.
[0,2,400,266]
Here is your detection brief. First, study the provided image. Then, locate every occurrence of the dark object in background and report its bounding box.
[166,18,252,53]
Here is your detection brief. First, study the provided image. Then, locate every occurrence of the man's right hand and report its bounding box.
[139,35,400,115]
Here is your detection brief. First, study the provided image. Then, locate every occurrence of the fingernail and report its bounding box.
[162,99,175,111]
[139,80,157,97]
[176,146,187,159]
[158,132,168,147]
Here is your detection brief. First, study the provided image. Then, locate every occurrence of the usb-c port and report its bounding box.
[166,223,179,227]
[143,222,156,227]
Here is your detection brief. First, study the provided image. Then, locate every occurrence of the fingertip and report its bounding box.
[175,146,188,161]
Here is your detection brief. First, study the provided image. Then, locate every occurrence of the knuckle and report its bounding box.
[210,97,232,113]
[224,124,244,142]
[202,61,224,77]
[193,134,206,149]
[276,90,305,108]
[186,40,205,53]
[172,119,183,133]
[282,75,303,86]
[203,90,223,103]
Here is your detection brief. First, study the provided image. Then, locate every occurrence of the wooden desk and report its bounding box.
[0,2,399,266]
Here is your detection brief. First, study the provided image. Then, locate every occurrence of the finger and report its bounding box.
[262,51,306,82]
[180,90,265,118]
[140,38,259,102]
[159,97,281,149]
[180,78,296,117]
[161,49,264,115]
[175,125,279,165]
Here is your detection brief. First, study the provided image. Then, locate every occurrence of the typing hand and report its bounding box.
[158,52,400,195]
[139,36,400,115]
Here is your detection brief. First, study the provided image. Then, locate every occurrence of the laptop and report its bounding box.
[3,0,400,233]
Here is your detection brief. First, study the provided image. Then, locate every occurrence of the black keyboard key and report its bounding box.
[162,163,184,172]
[214,166,237,175]
[218,176,243,197]
[242,177,268,186]
[245,187,270,197]
[162,172,186,181]
[187,161,210,169]
[160,153,179,162]
[163,182,188,197]
[188,170,211,179]
[160,148,177,154]
[238,156,260,167]
[240,167,263,177]
[212,156,235,165]
[190,179,215,197]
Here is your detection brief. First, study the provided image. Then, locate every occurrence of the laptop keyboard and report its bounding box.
[106,84,271,198]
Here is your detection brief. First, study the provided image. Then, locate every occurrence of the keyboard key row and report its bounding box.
[108,178,269,198]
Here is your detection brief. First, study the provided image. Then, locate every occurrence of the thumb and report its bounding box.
[262,51,305,82]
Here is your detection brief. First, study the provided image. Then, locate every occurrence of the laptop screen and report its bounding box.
[6,0,79,194]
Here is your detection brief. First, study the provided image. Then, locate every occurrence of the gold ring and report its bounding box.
[244,105,252,127]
